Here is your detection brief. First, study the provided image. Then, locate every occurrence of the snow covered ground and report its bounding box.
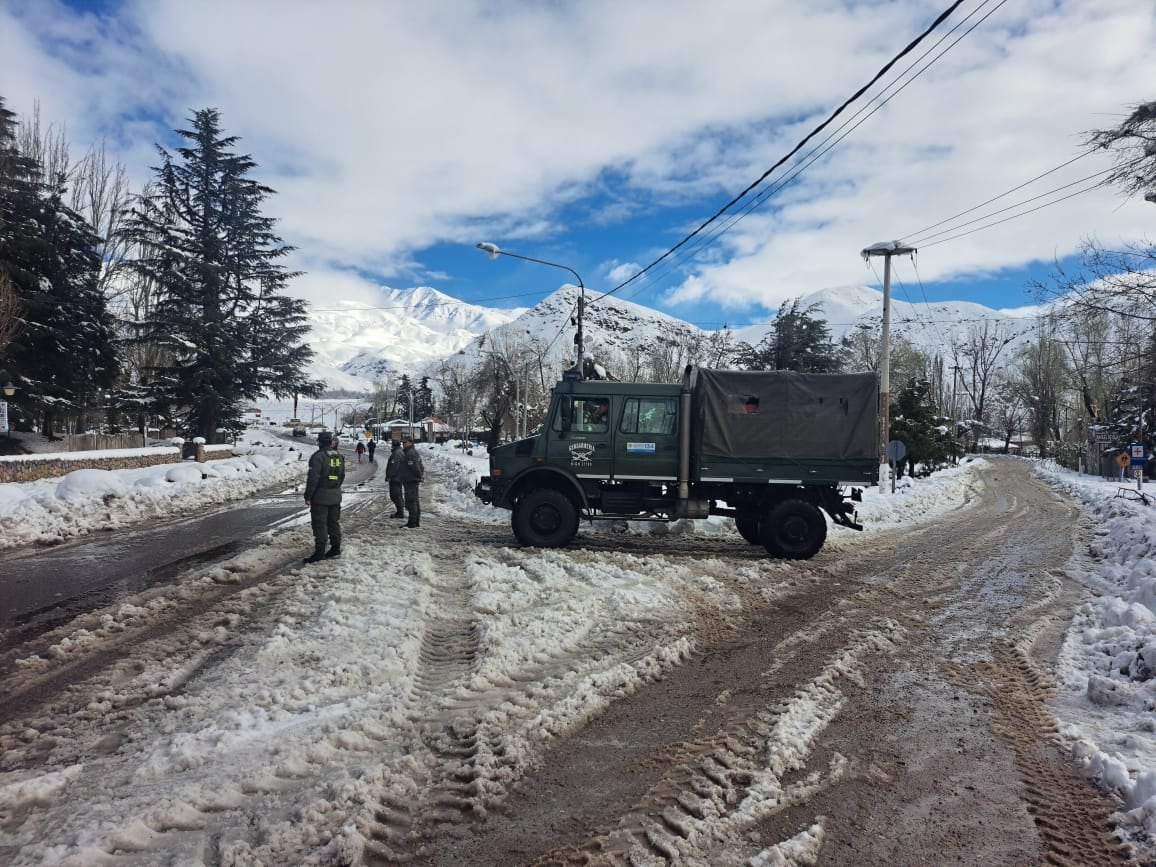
[0,440,1153,862]
[0,430,310,551]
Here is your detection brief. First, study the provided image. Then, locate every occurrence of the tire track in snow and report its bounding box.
[531,623,903,865]
[354,544,707,864]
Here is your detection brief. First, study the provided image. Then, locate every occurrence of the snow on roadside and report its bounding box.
[0,430,308,550]
[1032,460,1156,846]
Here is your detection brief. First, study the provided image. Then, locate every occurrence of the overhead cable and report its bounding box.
[587,0,970,308]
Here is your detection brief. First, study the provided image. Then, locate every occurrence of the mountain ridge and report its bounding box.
[305,283,1044,391]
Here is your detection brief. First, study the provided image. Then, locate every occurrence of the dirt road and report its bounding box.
[420,458,1129,866]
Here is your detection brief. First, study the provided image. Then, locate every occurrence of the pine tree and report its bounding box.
[395,375,413,420]
[416,376,434,419]
[889,378,958,476]
[734,298,843,372]
[0,98,119,436]
[125,109,320,441]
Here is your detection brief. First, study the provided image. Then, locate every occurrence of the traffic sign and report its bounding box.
[886,440,906,462]
[1116,452,1131,469]
[1131,444,1146,467]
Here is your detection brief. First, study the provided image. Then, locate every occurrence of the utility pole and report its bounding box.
[1139,350,1145,493]
[951,364,962,447]
[861,241,917,489]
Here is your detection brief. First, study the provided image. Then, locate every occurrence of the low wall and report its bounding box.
[0,445,237,484]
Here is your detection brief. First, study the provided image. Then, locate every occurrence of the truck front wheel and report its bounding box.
[512,489,579,548]
[761,499,827,559]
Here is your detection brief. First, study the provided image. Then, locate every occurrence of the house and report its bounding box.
[370,417,452,443]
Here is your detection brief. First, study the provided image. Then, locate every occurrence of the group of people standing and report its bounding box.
[385,436,424,528]
[302,431,425,564]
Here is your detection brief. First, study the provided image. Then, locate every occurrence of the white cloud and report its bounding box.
[4,0,1155,314]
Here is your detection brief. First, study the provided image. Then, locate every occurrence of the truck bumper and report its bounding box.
[474,476,494,505]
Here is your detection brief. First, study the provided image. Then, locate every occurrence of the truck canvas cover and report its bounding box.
[688,368,878,461]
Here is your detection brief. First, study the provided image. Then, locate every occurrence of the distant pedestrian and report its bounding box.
[303,430,344,563]
[399,437,425,529]
[355,440,366,464]
[367,437,377,462]
[385,439,405,519]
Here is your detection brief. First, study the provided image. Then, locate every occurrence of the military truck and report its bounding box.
[474,366,879,559]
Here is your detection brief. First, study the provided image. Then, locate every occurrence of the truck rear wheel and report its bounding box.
[512,489,579,548]
[761,499,827,559]
[734,514,761,545]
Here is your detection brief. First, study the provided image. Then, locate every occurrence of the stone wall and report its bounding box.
[0,447,183,484]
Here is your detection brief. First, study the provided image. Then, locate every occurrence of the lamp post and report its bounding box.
[860,241,916,489]
[477,242,586,379]
[0,368,16,438]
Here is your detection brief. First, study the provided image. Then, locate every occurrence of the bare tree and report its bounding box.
[641,336,689,384]
[435,356,475,438]
[1011,329,1071,458]
[700,327,738,369]
[990,372,1030,452]
[71,140,133,295]
[1033,241,1156,322]
[951,320,1017,426]
[14,101,69,192]
[1087,100,1156,199]
[842,324,880,374]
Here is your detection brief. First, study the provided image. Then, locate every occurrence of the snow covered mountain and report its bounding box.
[305,286,525,390]
[446,286,709,374]
[305,283,1043,392]
[739,285,1044,353]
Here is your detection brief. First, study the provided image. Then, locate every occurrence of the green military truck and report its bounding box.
[474,366,879,559]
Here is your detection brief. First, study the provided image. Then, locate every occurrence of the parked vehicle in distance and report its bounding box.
[290,419,306,437]
[474,366,879,559]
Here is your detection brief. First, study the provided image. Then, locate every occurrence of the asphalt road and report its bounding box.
[0,444,378,640]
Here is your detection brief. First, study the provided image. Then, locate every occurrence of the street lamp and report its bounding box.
[0,368,15,439]
[476,242,587,379]
[0,369,18,397]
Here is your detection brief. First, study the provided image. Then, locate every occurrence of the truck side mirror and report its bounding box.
[559,399,573,435]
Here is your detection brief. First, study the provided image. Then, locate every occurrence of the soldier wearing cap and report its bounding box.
[303,430,345,562]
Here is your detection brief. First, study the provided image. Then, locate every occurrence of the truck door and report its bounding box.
[549,395,614,481]
[614,396,679,482]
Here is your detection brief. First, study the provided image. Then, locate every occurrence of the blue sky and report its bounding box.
[5,0,1156,329]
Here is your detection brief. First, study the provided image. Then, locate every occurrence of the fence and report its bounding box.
[67,433,146,452]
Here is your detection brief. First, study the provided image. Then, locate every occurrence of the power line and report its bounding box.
[611,0,1003,307]
[899,150,1093,241]
[907,163,1129,248]
[681,1,1006,268]
[588,0,970,309]
[915,181,1106,249]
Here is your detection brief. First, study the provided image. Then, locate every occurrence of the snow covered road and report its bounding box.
[0,451,1147,865]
